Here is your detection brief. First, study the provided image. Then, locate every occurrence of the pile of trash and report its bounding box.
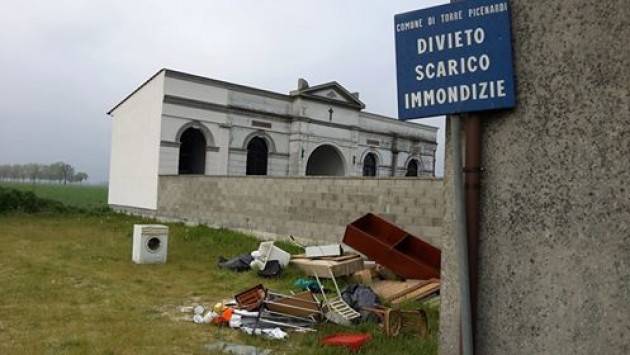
[187,213,441,350]
[218,241,290,278]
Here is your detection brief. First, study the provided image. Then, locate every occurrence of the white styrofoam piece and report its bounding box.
[305,244,342,258]
[256,241,291,268]
[132,224,169,264]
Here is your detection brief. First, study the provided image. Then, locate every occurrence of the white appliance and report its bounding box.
[132,224,169,264]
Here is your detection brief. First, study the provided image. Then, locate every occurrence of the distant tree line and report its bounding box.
[0,162,88,184]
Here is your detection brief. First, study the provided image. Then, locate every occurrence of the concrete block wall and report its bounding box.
[440,1,630,354]
[156,175,443,247]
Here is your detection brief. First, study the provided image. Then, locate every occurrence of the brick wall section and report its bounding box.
[156,175,443,247]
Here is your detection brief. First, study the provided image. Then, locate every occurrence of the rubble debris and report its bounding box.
[228,314,243,328]
[305,244,343,258]
[265,291,321,319]
[390,279,440,304]
[193,310,219,324]
[235,284,266,311]
[241,327,288,340]
[231,310,313,332]
[218,254,254,272]
[343,213,441,280]
[293,253,361,262]
[293,278,322,293]
[291,254,364,278]
[204,311,219,324]
[288,236,343,258]
[204,341,273,355]
[194,305,205,315]
[372,280,424,301]
[362,306,403,337]
[198,307,233,325]
[232,309,257,317]
[179,306,194,313]
[229,285,319,334]
[257,260,283,278]
[251,242,290,270]
[191,227,434,345]
[213,302,226,314]
[321,333,372,352]
[340,284,380,322]
[314,271,360,326]
[371,279,440,304]
[351,269,375,285]
[254,313,317,333]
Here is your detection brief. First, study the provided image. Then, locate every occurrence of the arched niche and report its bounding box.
[406,158,421,177]
[362,152,378,177]
[246,137,269,175]
[306,144,346,176]
[178,128,206,175]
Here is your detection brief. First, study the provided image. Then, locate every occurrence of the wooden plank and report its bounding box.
[320,254,361,262]
[386,279,434,301]
[292,253,361,262]
[371,280,425,301]
[391,280,440,304]
[266,291,320,318]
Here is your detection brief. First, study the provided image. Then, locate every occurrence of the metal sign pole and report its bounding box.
[452,114,473,355]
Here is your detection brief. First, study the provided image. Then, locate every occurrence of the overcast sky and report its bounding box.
[0,0,446,183]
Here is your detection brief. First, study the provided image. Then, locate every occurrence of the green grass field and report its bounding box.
[0,182,107,209]
[0,185,439,354]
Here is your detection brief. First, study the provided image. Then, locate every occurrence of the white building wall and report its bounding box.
[205,150,222,175]
[162,104,228,127]
[230,126,289,152]
[293,98,360,127]
[159,105,230,176]
[161,115,191,141]
[159,146,179,175]
[228,150,247,175]
[108,72,165,210]
[230,91,291,116]
[164,76,228,105]
[359,113,437,143]
[215,126,230,175]
[109,69,438,198]
[268,155,290,176]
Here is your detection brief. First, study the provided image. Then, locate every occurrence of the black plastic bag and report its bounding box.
[257,260,283,278]
[217,253,254,272]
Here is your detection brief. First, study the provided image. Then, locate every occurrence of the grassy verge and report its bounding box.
[0,190,438,354]
[0,182,107,209]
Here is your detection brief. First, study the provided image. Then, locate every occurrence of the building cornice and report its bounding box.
[163,95,437,145]
[160,140,220,152]
[107,69,437,137]
[165,69,292,101]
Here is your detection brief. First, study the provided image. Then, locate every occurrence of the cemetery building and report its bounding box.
[107,69,438,211]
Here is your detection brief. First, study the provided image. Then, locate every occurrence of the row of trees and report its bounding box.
[0,162,88,184]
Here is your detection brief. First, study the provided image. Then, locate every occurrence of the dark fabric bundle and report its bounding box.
[341,284,381,322]
[217,253,254,272]
[257,260,283,278]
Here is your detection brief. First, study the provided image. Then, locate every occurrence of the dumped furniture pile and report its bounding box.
[188,213,441,351]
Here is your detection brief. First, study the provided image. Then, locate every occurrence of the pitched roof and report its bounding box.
[289,81,366,109]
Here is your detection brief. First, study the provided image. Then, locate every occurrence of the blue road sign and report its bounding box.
[395,0,516,120]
